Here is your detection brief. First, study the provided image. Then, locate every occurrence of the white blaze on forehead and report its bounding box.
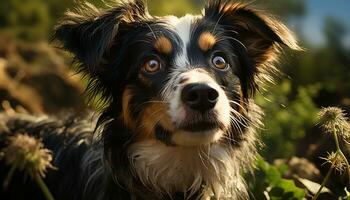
[182,69,214,83]
[165,15,198,67]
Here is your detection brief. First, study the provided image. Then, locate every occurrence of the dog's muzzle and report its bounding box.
[164,69,231,146]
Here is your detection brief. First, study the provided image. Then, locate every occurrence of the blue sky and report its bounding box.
[301,0,350,47]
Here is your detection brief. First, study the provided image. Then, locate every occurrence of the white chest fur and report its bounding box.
[128,140,246,199]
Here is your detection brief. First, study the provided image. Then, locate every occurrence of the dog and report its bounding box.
[0,0,299,199]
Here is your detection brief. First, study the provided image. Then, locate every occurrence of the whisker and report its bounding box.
[211,11,225,34]
[230,117,244,134]
[229,104,249,120]
[221,135,238,143]
[229,100,247,111]
[217,35,247,51]
[230,112,250,129]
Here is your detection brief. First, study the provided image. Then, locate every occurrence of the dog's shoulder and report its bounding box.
[0,111,97,149]
[0,111,102,200]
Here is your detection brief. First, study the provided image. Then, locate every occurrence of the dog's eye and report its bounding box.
[212,56,228,70]
[143,59,161,73]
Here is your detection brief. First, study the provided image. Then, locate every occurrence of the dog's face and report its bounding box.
[119,15,241,146]
[54,0,298,147]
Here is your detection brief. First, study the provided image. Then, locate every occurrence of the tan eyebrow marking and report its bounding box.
[198,32,216,52]
[154,36,172,54]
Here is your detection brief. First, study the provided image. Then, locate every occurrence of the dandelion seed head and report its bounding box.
[317,107,350,140]
[321,152,346,173]
[1,134,54,178]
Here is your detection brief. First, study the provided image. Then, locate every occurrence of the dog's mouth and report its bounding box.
[178,121,221,132]
[167,110,227,146]
[176,110,225,132]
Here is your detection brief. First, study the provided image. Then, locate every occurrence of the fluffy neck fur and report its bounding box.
[129,140,244,199]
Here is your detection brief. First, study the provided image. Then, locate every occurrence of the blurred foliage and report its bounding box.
[246,0,305,18]
[0,0,306,39]
[149,0,203,16]
[285,17,350,102]
[256,80,319,160]
[0,0,50,40]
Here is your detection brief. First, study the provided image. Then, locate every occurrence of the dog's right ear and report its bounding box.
[53,0,148,69]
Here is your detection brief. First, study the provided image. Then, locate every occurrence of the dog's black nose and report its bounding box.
[181,83,219,112]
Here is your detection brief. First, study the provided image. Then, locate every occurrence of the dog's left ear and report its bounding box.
[205,1,300,66]
[53,0,148,69]
[53,0,148,102]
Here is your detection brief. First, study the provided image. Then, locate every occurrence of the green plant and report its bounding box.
[312,107,350,200]
[248,156,306,200]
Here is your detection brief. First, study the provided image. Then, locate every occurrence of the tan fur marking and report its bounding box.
[137,103,173,140]
[121,87,135,130]
[154,36,172,54]
[121,88,173,140]
[198,32,216,51]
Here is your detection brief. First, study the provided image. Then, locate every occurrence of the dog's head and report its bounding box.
[54,0,299,147]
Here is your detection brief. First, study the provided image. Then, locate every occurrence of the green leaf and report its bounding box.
[249,157,306,200]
